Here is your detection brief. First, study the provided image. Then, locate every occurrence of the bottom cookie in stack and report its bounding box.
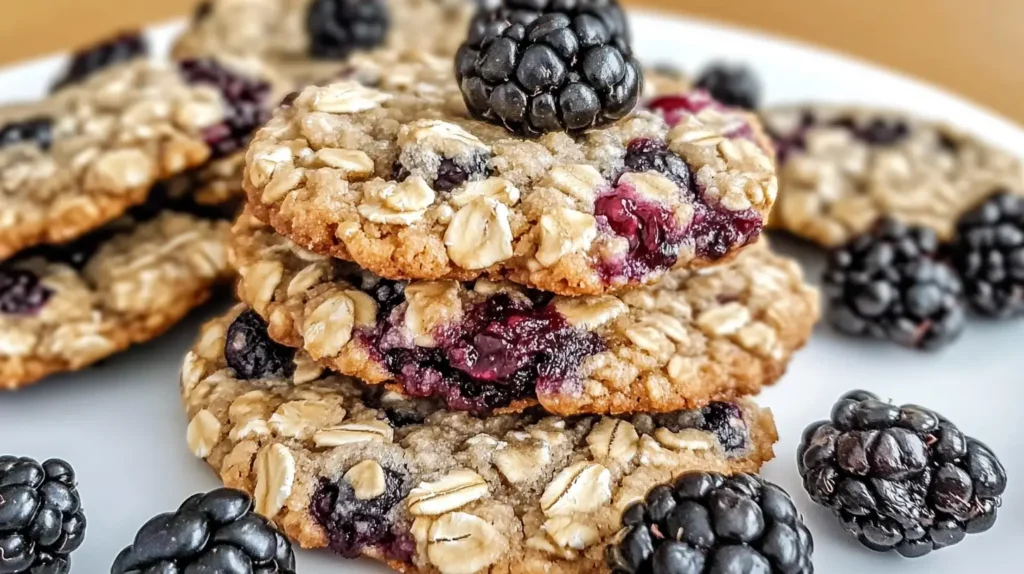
[0,178,235,389]
[181,306,779,574]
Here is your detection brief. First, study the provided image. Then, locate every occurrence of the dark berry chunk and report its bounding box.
[829,116,910,146]
[368,293,604,412]
[648,402,749,453]
[606,472,813,573]
[595,183,685,282]
[0,117,54,151]
[224,310,296,380]
[392,154,492,193]
[823,218,965,350]
[51,32,147,92]
[623,138,692,188]
[798,390,1007,557]
[694,63,762,110]
[0,269,54,315]
[111,488,295,574]
[457,0,641,136]
[307,0,390,59]
[310,469,407,559]
[950,191,1024,318]
[0,456,85,574]
[178,59,272,160]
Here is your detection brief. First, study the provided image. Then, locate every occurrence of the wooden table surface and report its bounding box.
[3,0,1023,125]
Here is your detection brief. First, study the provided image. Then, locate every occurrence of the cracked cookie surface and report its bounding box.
[173,0,478,87]
[764,105,1024,247]
[229,212,817,415]
[0,57,281,261]
[0,192,233,389]
[243,70,777,295]
[181,307,778,574]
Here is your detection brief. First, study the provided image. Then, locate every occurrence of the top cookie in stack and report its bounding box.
[223,0,815,416]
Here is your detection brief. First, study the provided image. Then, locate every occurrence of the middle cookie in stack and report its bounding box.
[182,2,820,572]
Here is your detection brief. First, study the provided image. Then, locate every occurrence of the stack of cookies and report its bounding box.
[0,32,297,389]
[178,1,820,572]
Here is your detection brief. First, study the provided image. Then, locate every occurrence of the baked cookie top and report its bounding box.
[764,105,1024,246]
[243,73,777,295]
[173,0,477,86]
[229,211,818,415]
[0,192,233,389]
[0,57,279,261]
[181,307,778,574]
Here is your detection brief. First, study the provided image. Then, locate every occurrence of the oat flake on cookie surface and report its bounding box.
[181,307,778,574]
[242,63,778,296]
[228,211,818,416]
[0,56,282,261]
[0,188,233,389]
[764,104,1024,247]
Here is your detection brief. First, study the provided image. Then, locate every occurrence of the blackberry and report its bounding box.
[798,390,1007,557]
[950,192,1024,318]
[0,269,54,315]
[224,310,296,380]
[0,117,54,151]
[456,1,642,136]
[111,488,295,573]
[310,468,408,559]
[694,63,762,110]
[823,218,966,350]
[0,457,86,574]
[606,472,814,573]
[178,59,271,160]
[307,0,390,59]
[51,32,147,92]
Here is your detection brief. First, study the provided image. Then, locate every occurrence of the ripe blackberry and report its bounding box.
[694,63,762,110]
[798,390,1007,557]
[178,59,271,160]
[0,457,86,574]
[307,0,390,59]
[950,191,1024,318]
[0,117,54,151]
[51,32,147,92]
[823,218,966,350]
[111,488,295,573]
[456,1,642,136]
[224,310,296,380]
[0,269,54,315]
[606,472,814,573]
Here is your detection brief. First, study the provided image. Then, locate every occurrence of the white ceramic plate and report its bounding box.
[1,11,1020,574]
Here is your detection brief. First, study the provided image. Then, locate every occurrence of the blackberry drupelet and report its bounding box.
[798,390,1007,557]
[0,269,54,315]
[0,457,86,574]
[606,472,814,573]
[456,0,643,136]
[823,218,966,350]
[307,0,390,59]
[178,59,272,160]
[694,63,762,110]
[51,32,147,92]
[950,191,1024,318]
[224,310,296,380]
[111,488,296,573]
[0,117,54,151]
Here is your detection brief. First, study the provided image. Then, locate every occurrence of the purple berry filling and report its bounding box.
[310,470,411,561]
[178,59,271,160]
[359,293,604,412]
[647,91,755,140]
[595,138,762,282]
[0,269,54,315]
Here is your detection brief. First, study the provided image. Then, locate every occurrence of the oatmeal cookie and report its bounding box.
[0,200,232,389]
[180,307,778,574]
[229,212,817,415]
[0,57,281,261]
[764,105,1024,247]
[243,77,777,295]
[173,0,477,86]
